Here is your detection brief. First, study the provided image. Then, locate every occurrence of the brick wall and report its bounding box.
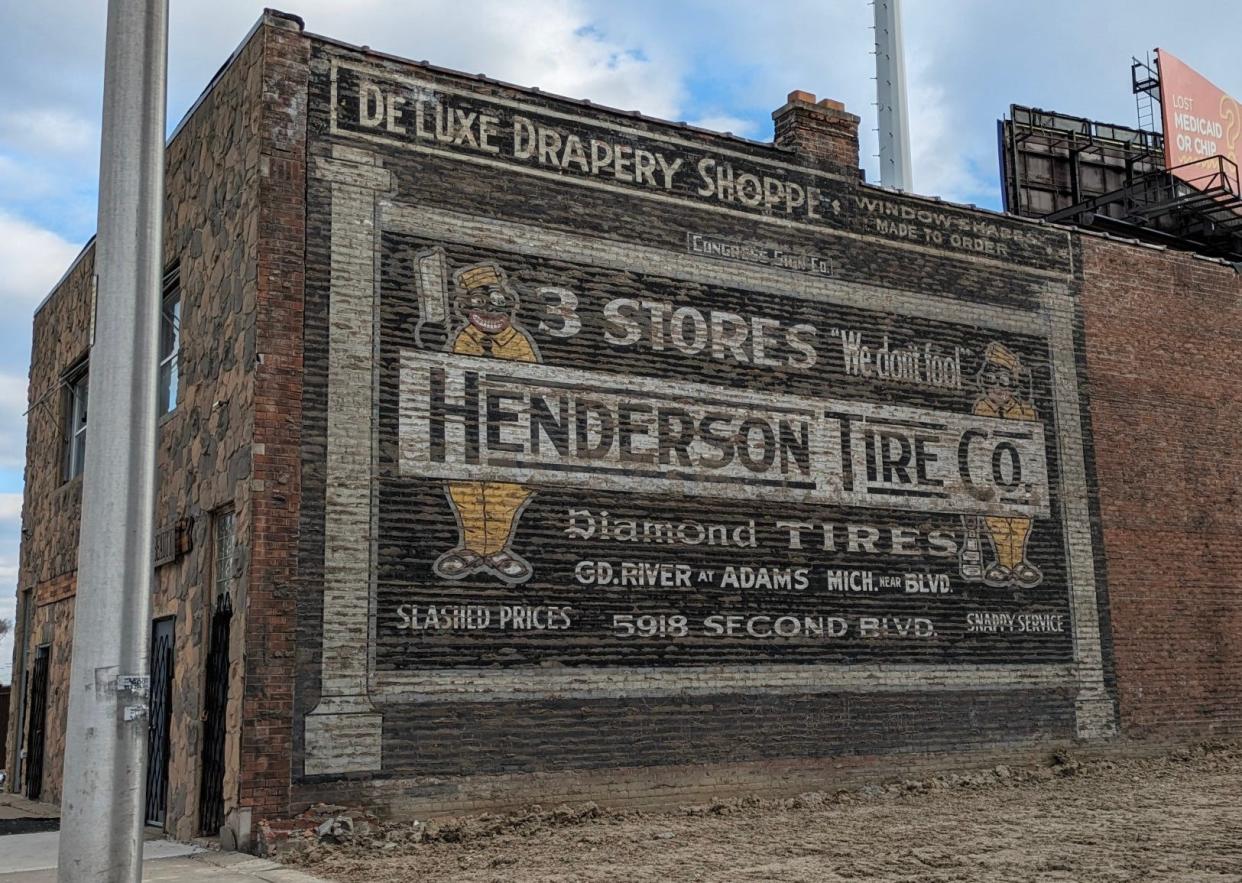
[240,11,309,826]
[1079,234,1242,738]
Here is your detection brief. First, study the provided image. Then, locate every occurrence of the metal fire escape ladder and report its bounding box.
[1132,54,1161,136]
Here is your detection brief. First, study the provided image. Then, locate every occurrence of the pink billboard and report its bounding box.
[1157,49,1241,190]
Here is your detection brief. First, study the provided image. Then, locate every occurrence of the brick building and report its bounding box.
[6,10,1240,850]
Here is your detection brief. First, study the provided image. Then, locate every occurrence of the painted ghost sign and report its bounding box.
[303,54,1114,783]
[375,228,1073,669]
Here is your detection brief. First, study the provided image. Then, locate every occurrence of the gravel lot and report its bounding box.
[290,742,1242,882]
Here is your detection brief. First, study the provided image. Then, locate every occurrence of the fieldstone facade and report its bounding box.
[6,10,1240,849]
[5,240,93,807]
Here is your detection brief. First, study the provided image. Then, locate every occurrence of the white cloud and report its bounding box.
[162,0,686,122]
[0,212,81,312]
[687,114,757,137]
[0,373,29,471]
[907,79,993,204]
[0,577,14,685]
[0,493,21,523]
[0,108,97,159]
[357,1,679,114]
[0,215,76,474]
[0,555,15,685]
[0,154,61,203]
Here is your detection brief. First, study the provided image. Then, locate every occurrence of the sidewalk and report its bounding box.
[0,827,328,881]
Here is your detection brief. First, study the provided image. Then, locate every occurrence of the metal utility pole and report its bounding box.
[874,0,914,190]
[58,1,167,880]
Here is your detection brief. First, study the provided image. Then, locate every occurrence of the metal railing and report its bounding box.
[1045,154,1242,230]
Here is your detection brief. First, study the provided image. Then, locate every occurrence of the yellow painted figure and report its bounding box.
[433,263,538,584]
[972,342,1042,589]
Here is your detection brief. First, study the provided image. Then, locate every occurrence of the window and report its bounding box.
[63,363,88,481]
[212,509,235,601]
[158,266,181,416]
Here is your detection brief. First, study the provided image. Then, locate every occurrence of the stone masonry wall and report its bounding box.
[1079,234,1242,738]
[147,18,268,841]
[5,243,93,801]
[20,595,74,804]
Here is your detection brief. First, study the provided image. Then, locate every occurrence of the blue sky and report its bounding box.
[2,0,1240,681]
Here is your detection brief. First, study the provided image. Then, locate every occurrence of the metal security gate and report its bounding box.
[198,593,232,835]
[145,618,175,827]
[24,645,50,800]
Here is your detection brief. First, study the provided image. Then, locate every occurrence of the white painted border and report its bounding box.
[363,202,1110,735]
[1041,283,1117,738]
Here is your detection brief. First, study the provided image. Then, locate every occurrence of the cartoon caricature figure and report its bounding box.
[961,342,1043,589]
[432,261,540,584]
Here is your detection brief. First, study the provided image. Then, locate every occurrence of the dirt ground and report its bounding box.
[289,743,1242,882]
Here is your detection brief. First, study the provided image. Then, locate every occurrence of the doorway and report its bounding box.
[23,644,49,801]
[198,593,232,835]
[145,617,175,827]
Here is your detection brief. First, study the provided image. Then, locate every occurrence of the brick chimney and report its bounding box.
[772,90,860,176]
